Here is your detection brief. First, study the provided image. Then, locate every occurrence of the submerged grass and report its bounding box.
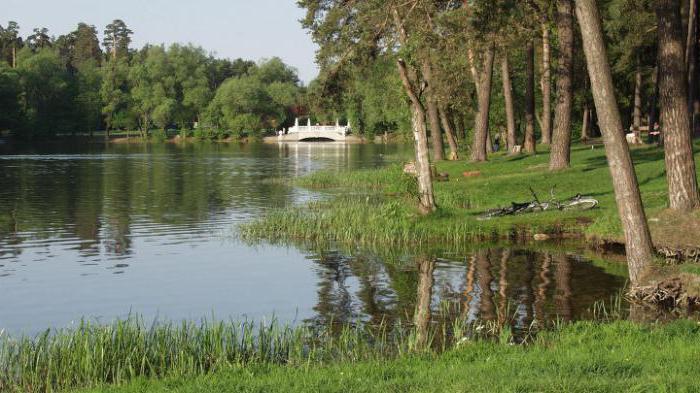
[241,143,700,250]
[82,320,700,393]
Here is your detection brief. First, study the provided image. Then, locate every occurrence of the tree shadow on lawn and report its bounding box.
[580,146,666,173]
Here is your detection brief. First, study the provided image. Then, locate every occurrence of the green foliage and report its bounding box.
[0,63,22,132]
[204,58,302,138]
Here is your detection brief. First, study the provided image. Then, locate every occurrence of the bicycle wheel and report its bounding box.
[561,198,598,211]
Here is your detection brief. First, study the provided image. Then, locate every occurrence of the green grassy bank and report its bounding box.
[241,142,700,253]
[81,320,700,393]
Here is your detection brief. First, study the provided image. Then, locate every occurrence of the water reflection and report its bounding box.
[307,248,626,335]
[0,142,627,336]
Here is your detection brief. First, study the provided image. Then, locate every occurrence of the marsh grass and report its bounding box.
[241,144,700,249]
[0,313,523,393]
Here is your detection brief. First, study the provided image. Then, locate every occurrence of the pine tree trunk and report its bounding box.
[550,0,575,170]
[524,41,537,154]
[501,54,518,152]
[427,99,445,161]
[422,60,445,161]
[581,105,591,141]
[439,105,460,160]
[648,66,660,143]
[471,45,497,162]
[413,258,434,350]
[687,0,699,135]
[575,0,655,286]
[633,62,643,141]
[397,59,437,214]
[541,23,553,144]
[657,0,700,211]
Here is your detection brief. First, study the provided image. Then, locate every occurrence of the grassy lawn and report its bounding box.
[241,142,700,251]
[81,320,700,393]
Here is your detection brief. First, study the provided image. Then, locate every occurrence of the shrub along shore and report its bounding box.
[241,142,700,258]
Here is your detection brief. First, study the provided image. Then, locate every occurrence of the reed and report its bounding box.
[0,314,512,393]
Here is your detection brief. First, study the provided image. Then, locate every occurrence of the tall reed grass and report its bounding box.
[0,314,511,393]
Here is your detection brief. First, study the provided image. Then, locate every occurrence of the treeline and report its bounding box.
[299,0,700,288]
[0,20,305,139]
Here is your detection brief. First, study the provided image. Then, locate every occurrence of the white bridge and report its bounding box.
[271,118,351,142]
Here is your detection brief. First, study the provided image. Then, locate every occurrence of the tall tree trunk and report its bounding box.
[11,45,16,68]
[471,45,497,161]
[501,54,518,152]
[422,61,445,161]
[524,41,537,153]
[657,0,700,211]
[397,59,437,214]
[413,258,435,351]
[550,0,575,170]
[454,114,466,141]
[427,99,445,161]
[581,104,592,141]
[576,0,655,286]
[439,105,460,160]
[541,23,553,144]
[633,62,644,142]
[687,0,699,136]
[648,65,660,143]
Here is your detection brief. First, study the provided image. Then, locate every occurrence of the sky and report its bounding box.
[4,0,320,83]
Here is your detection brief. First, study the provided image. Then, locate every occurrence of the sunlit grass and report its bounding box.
[242,143,693,248]
[82,319,700,393]
[0,314,516,393]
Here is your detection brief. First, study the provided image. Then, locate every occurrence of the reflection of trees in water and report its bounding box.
[476,250,496,322]
[414,258,435,349]
[307,250,355,326]
[534,253,552,325]
[554,254,573,322]
[301,247,624,336]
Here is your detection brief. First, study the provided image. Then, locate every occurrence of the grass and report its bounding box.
[241,142,700,251]
[78,320,700,393]
[0,313,515,393]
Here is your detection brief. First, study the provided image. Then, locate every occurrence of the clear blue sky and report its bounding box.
[5,0,320,83]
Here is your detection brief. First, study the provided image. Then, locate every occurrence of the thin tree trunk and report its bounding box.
[541,23,553,144]
[414,258,435,350]
[550,0,575,170]
[501,54,517,152]
[648,66,660,143]
[471,45,497,161]
[657,0,700,211]
[423,61,445,161]
[397,59,437,214]
[439,105,460,160]
[524,41,537,153]
[12,45,16,68]
[581,105,591,141]
[576,0,655,286]
[633,62,643,142]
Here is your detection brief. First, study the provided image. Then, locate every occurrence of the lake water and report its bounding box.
[0,142,626,336]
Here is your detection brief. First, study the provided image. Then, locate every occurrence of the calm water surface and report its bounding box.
[0,142,626,335]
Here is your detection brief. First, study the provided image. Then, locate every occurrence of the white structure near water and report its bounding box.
[271,118,351,142]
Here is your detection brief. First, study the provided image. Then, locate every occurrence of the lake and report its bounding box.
[0,142,626,336]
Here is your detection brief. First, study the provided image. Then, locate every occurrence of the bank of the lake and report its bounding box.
[78,320,700,393]
[242,142,700,258]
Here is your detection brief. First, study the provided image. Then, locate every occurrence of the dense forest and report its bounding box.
[0,20,305,139]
